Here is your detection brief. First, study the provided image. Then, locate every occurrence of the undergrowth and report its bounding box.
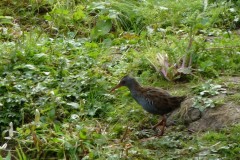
[0,0,240,159]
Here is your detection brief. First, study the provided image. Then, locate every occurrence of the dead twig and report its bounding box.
[120,126,129,143]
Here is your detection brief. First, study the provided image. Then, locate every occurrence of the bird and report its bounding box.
[111,75,186,136]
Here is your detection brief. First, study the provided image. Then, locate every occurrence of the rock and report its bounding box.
[167,98,202,126]
[167,76,240,132]
[188,102,240,131]
[167,96,240,132]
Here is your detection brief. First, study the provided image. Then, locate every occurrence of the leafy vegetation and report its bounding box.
[191,80,227,111]
[0,0,240,159]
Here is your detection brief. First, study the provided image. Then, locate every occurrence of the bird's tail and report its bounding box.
[169,96,186,109]
[176,96,186,103]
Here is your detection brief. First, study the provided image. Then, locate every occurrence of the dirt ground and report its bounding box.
[168,76,240,132]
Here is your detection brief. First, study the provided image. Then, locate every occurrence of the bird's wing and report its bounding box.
[139,87,174,113]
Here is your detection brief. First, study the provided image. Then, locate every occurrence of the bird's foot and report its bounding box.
[154,125,165,136]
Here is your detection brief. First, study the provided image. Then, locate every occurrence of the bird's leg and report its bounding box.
[158,116,166,136]
[152,115,167,136]
[152,119,163,129]
[152,115,165,129]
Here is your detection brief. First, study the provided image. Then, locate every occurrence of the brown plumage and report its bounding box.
[111,75,186,136]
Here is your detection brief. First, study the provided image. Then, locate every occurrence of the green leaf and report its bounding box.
[44,13,52,21]
[177,67,192,74]
[48,109,56,119]
[14,64,36,70]
[67,102,79,109]
[0,16,14,25]
[90,19,112,40]
[54,8,69,15]
[35,109,40,123]
[5,151,11,160]
[73,7,86,21]
[33,53,47,58]
[79,129,87,140]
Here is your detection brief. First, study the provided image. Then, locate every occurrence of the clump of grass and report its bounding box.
[227,93,240,105]
[1,0,240,159]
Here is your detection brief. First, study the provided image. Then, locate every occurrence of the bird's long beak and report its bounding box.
[110,83,122,92]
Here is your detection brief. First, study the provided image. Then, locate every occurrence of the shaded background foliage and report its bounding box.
[0,0,240,159]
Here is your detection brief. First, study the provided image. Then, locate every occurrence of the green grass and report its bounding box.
[0,0,240,159]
